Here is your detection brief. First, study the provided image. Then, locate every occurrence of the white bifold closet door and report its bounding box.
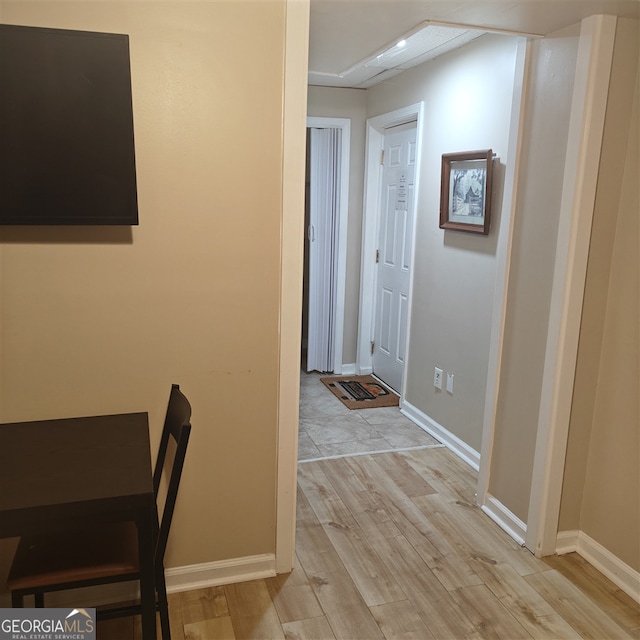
[306,127,342,373]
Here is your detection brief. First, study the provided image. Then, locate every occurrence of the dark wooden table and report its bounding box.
[0,412,157,640]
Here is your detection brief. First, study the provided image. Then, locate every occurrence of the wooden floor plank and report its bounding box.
[384,494,485,591]
[181,586,229,624]
[344,454,425,510]
[324,451,487,593]
[412,493,512,568]
[298,460,407,607]
[224,580,286,640]
[401,448,477,504]
[525,568,636,639]
[450,583,532,639]
[168,592,187,640]
[543,553,640,632]
[371,451,438,498]
[369,600,437,640]
[183,616,236,640]
[470,559,583,639]
[311,456,396,516]
[295,473,385,639]
[281,616,337,639]
[347,502,480,639]
[265,554,325,623]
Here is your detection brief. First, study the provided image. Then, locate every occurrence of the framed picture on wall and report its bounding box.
[440,149,493,235]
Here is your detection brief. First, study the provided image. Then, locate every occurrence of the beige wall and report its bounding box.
[0,0,290,583]
[560,18,639,571]
[307,86,367,367]
[366,35,521,453]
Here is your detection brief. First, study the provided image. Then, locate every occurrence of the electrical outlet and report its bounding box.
[434,367,443,390]
[447,373,454,394]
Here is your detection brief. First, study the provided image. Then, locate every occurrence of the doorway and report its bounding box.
[358,104,424,397]
[302,117,350,374]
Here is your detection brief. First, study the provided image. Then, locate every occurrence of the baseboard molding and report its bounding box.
[165,553,276,593]
[481,494,527,546]
[339,363,357,375]
[555,529,580,555]
[0,553,276,609]
[401,400,480,471]
[556,530,640,603]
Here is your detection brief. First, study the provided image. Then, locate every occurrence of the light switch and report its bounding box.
[447,373,454,394]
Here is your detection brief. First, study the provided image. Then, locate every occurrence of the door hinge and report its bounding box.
[371,341,375,355]
[376,249,380,263]
[380,150,385,165]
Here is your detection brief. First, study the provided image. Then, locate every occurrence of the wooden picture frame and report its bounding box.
[439,149,493,235]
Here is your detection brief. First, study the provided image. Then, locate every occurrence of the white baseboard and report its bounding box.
[165,553,276,593]
[338,363,357,376]
[556,530,640,603]
[0,553,277,609]
[400,400,480,471]
[555,529,580,555]
[481,494,527,546]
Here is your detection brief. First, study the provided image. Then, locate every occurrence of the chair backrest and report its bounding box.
[153,384,192,563]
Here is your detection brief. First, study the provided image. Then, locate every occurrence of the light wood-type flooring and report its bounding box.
[99,372,640,639]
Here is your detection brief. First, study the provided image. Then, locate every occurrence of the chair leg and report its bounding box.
[156,569,171,640]
[159,602,171,640]
[11,591,24,608]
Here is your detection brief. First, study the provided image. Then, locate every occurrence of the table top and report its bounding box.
[0,412,153,537]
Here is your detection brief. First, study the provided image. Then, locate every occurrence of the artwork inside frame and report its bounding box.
[440,149,493,235]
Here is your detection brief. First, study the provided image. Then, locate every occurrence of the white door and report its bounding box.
[372,121,417,392]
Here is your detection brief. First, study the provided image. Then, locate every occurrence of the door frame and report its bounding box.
[358,103,424,400]
[306,116,351,374]
[275,0,309,574]
[524,15,617,556]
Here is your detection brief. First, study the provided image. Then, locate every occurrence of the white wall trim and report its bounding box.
[401,399,480,471]
[165,553,277,593]
[276,0,310,574]
[555,529,580,554]
[526,15,618,557]
[306,116,351,374]
[481,495,527,547]
[556,531,640,604]
[357,103,424,386]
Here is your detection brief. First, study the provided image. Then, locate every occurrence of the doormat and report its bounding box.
[320,375,399,410]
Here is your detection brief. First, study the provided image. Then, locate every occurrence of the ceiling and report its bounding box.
[308,0,640,88]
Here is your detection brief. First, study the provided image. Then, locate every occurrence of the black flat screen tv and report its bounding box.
[0,23,138,225]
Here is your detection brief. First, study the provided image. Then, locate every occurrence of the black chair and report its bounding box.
[7,384,192,640]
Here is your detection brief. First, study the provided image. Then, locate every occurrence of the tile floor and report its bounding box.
[298,370,443,462]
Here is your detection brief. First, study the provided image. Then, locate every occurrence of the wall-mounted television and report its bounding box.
[0,24,138,225]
